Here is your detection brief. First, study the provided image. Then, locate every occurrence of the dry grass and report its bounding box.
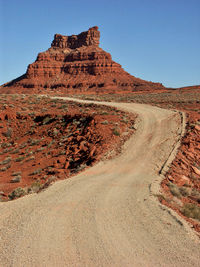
[181,203,200,221]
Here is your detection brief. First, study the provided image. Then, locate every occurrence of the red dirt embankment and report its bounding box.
[0,94,136,201]
[160,104,200,233]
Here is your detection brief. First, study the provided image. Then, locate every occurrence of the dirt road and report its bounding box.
[0,99,199,267]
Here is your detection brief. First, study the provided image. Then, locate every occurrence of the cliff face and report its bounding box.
[51,26,100,49]
[2,26,164,94]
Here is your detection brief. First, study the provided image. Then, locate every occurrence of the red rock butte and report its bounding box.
[2,26,165,94]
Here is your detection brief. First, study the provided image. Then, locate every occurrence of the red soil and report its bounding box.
[160,104,200,233]
[0,95,136,201]
[0,24,199,232]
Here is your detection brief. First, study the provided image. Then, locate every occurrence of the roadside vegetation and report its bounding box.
[0,94,136,201]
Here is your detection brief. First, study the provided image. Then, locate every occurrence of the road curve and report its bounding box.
[0,99,199,267]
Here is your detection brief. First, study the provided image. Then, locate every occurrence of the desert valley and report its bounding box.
[0,26,200,266]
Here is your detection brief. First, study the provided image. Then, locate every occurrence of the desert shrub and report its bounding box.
[0,157,12,165]
[190,173,198,181]
[50,99,58,103]
[47,175,57,183]
[12,171,22,176]
[179,186,191,197]
[191,188,200,202]
[40,175,57,190]
[101,120,109,125]
[2,148,9,153]
[47,140,55,148]
[169,183,199,200]
[113,128,120,136]
[101,112,109,115]
[10,175,21,183]
[15,156,25,162]
[181,203,200,221]
[31,168,42,175]
[42,116,52,125]
[3,128,12,138]
[76,163,87,172]
[168,183,182,198]
[28,181,42,193]
[28,112,36,117]
[30,139,40,146]
[1,166,8,172]
[121,116,129,124]
[58,104,68,110]
[53,128,59,136]
[3,147,14,153]
[72,119,80,125]
[26,151,34,156]
[8,187,27,200]
[11,148,20,154]
[19,142,27,149]
[46,167,56,175]
[36,147,45,152]
[1,142,11,148]
[25,156,35,162]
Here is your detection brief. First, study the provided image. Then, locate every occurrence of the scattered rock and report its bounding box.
[192,166,200,176]
[64,161,70,169]
[57,156,66,164]
[89,146,96,157]
[0,95,136,201]
[178,175,192,186]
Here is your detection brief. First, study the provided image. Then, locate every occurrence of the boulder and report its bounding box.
[192,166,200,176]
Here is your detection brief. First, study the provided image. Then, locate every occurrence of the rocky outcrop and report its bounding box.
[2,26,165,94]
[0,95,136,200]
[51,26,100,49]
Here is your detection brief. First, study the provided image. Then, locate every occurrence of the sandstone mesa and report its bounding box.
[2,26,164,94]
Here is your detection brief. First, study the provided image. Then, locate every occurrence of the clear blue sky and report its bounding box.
[0,0,200,88]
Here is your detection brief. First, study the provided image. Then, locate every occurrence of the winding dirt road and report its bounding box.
[0,99,199,267]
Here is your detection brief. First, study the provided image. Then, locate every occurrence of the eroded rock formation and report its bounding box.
[2,26,165,94]
[51,26,100,49]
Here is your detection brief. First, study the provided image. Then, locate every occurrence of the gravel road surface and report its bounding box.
[0,99,199,267]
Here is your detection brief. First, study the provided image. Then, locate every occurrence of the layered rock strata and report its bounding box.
[3,26,164,93]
